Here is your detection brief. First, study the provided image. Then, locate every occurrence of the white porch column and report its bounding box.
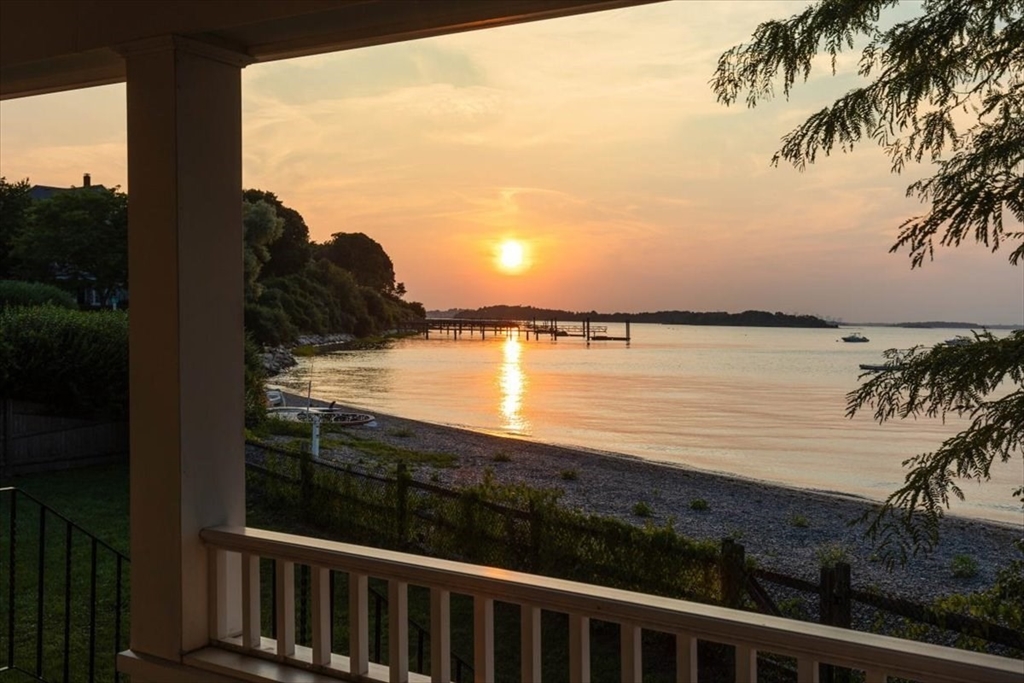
[122,36,250,662]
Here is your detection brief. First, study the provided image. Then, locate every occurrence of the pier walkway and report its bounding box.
[395,318,631,343]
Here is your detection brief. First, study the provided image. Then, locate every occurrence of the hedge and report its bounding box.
[0,306,128,418]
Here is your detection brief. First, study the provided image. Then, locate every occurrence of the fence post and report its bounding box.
[528,499,543,572]
[820,561,852,683]
[821,561,852,628]
[396,462,409,546]
[719,539,745,608]
[299,448,313,522]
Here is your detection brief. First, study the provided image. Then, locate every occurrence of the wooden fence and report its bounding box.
[720,538,1022,653]
[0,399,128,478]
[246,441,1021,658]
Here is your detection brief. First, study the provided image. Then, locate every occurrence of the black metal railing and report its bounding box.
[0,487,129,683]
[365,583,473,682]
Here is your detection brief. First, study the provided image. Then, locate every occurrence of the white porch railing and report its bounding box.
[198,525,1023,683]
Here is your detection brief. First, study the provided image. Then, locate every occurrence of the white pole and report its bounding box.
[311,413,321,460]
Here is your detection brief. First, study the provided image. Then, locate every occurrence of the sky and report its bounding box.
[1,1,1021,324]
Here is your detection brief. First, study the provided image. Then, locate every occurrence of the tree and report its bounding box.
[0,177,34,278]
[317,232,398,295]
[714,0,1023,564]
[243,199,284,302]
[13,187,128,306]
[242,189,312,277]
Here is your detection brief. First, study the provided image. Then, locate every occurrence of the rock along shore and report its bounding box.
[261,333,356,376]
[276,392,1021,606]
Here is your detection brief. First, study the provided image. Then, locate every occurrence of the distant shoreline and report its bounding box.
[432,306,838,328]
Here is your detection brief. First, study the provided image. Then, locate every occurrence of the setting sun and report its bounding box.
[496,239,527,273]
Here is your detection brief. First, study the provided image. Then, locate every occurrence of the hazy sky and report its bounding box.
[1,1,1021,324]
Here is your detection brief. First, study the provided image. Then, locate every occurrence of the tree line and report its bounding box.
[455,304,837,328]
[0,179,425,346]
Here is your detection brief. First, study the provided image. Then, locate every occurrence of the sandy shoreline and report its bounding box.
[276,391,1021,604]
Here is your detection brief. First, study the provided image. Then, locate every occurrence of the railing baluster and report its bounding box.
[521,604,541,683]
[797,655,820,682]
[241,552,261,649]
[735,643,756,683]
[865,669,887,683]
[7,492,15,669]
[62,524,72,683]
[275,559,295,657]
[88,538,97,682]
[207,548,233,640]
[430,587,451,683]
[311,565,331,666]
[675,632,697,683]
[568,613,590,683]
[349,572,369,676]
[388,579,409,683]
[35,508,45,678]
[621,622,641,683]
[473,596,494,683]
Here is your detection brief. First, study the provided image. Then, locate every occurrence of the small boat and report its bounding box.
[268,406,375,426]
[841,333,869,343]
[859,363,897,372]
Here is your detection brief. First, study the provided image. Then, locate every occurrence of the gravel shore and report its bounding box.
[278,392,1022,605]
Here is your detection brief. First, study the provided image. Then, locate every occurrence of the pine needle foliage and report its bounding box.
[713,0,1024,565]
[847,332,1023,565]
[711,0,1023,267]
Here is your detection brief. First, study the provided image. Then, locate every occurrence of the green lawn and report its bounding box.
[4,463,129,554]
[1,462,130,683]
[1,461,728,683]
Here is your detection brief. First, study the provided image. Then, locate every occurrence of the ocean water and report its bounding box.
[274,323,1023,525]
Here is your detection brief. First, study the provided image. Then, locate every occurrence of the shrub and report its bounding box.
[816,542,849,569]
[951,554,978,579]
[491,451,511,462]
[0,280,77,309]
[632,501,653,517]
[244,334,267,429]
[789,513,809,528]
[689,498,709,511]
[559,468,579,481]
[0,306,128,418]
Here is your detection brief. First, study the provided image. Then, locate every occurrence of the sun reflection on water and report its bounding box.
[498,336,529,434]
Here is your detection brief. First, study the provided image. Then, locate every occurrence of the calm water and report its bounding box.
[275,324,1022,525]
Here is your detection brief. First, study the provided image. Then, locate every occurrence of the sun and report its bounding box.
[496,239,527,273]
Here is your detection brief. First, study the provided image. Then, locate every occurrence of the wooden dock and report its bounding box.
[395,318,631,344]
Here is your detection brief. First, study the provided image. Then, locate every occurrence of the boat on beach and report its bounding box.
[266,387,374,426]
[841,332,869,342]
[268,406,375,426]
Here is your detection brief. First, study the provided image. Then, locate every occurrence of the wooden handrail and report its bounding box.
[201,525,1023,683]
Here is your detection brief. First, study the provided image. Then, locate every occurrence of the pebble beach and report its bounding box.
[277,392,1022,605]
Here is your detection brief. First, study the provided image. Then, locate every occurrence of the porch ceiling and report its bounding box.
[0,0,658,100]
